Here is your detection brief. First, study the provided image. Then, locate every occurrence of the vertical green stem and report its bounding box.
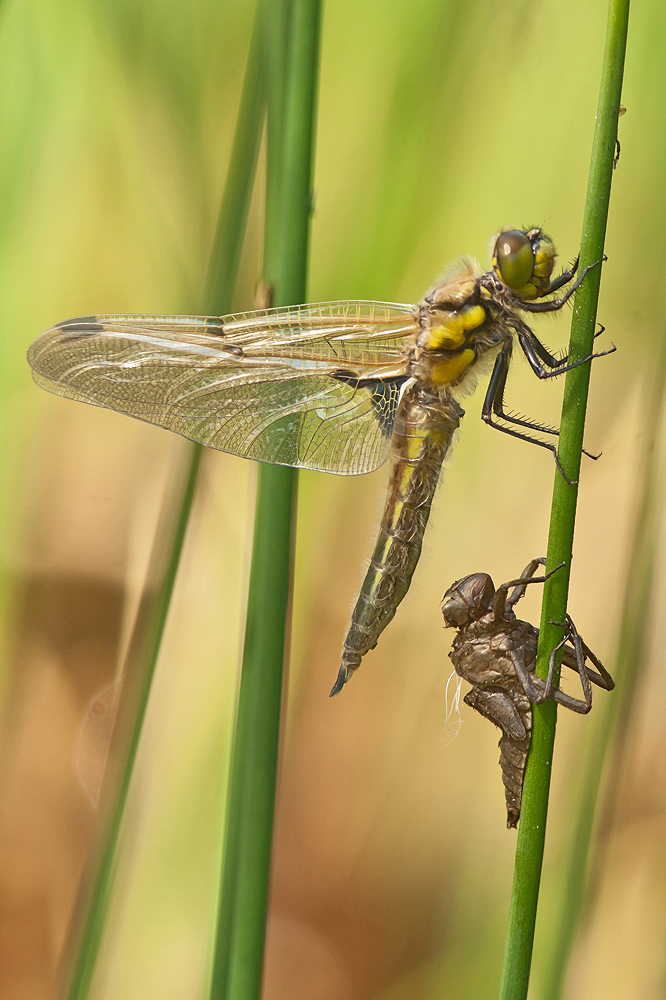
[63,448,201,1000]
[204,4,268,315]
[540,329,666,1000]
[208,1,322,999]
[498,2,630,998]
[62,13,267,998]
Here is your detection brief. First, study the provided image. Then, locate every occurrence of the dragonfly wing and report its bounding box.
[183,300,417,362]
[28,303,416,475]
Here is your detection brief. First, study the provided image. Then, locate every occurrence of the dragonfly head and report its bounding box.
[442,572,495,628]
[492,227,556,300]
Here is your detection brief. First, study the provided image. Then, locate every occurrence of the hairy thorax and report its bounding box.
[406,261,513,390]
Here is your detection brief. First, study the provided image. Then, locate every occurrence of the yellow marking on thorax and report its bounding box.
[430,348,476,385]
[425,304,486,351]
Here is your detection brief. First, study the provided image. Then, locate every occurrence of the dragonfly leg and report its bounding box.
[517,328,616,385]
[519,327,566,369]
[518,257,606,313]
[543,614,615,712]
[543,626,593,714]
[512,328,609,461]
[579,637,615,689]
[495,559,565,617]
[487,334,563,438]
[494,557,545,616]
[524,320,606,370]
[511,314,610,367]
[546,257,579,294]
[492,558,560,618]
[482,346,577,484]
[561,623,615,691]
[509,613,602,713]
[494,409,561,441]
[510,647,551,705]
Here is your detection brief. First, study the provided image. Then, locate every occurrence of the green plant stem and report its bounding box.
[208,1,322,999]
[63,447,201,1000]
[62,15,267,999]
[498,2,630,998]
[204,4,268,315]
[540,329,666,1000]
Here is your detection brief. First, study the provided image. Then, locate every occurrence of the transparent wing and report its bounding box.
[27,300,418,475]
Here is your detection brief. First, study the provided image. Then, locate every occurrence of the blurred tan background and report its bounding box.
[1,0,665,997]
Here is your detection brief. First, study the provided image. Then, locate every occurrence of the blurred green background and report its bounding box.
[1,0,665,998]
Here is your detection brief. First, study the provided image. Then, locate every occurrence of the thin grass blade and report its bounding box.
[61,12,268,997]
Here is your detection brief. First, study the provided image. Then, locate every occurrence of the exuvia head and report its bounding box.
[492,227,557,300]
[442,572,495,628]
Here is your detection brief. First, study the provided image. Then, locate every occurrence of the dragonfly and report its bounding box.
[441,558,614,827]
[27,227,611,697]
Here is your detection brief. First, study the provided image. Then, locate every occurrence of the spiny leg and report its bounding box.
[546,256,579,294]
[485,335,607,467]
[498,557,546,614]
[516,326,616,383]
[492,377,601,462]
[511,318,611,458]
[518,327,566,369]
[482,345,576,484]
[518,257,606,314]
[513,318,608,371]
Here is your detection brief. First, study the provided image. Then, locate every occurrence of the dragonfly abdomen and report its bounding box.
[460,680,532,828]
[330,385,463,695]
[498,720,532,829]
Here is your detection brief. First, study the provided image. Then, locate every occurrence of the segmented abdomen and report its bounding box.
[330,384,463,695]
[498,711,532,829]
[462,684,532,828]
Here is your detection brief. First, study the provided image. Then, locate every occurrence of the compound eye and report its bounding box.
[494,229,535,289]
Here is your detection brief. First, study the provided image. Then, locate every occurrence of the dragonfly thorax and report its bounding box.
[411,266,508,390]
